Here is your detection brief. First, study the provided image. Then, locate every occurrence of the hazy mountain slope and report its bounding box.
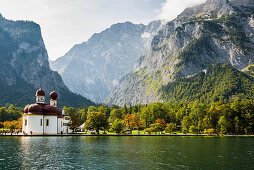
[0,14,94,107]
[106,0,254,106]
[50,21,162,103]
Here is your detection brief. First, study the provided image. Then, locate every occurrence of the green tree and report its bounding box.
[111,119,124,134]
[0,107,7,122]
[218,116,228,134]
[88,106,98,113]
[189,125,198,134]
[140,107,152,127]
[78,108,88,123]
[189,102,207,129]
[149,123,164,133]
[122,104,128,116]
[148,102,168,122]
[145,128,152,134]
[165,123,177,134]
[68,114,81,133]
[181,116,191,134]
[102,105,111,119]
[207,104,220,129]
[84,112,108,134]
[129,105,132,114]
[234,116,239,135]
[63,107,77,116]
[109,109,122,123]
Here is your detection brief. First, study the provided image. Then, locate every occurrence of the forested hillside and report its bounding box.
[162,63,254,103]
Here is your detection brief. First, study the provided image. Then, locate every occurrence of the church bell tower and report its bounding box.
[50,91,58,107]
[36,88,45,104]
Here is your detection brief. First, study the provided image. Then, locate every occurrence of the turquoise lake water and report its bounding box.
[0,136,253,169]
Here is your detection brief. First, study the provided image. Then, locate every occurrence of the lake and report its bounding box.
[0,136,253,169]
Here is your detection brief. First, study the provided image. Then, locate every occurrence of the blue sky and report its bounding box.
[0,0,206,60]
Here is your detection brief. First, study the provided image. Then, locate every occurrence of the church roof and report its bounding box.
[50,91,58,100]
[36,88,45,96]
[24,103,63,118]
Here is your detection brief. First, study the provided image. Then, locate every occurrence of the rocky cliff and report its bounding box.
[0,15,94,107]
[50,21,162,103]
[106,0,254,106]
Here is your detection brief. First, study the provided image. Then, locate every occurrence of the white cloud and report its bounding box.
[158,0,206,21]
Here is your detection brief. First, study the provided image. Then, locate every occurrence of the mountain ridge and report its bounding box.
[105,0,254,106]
[50,20,162,103]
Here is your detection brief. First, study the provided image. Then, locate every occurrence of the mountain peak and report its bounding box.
[50,20,161,103]
[178,0,254,19]
[106,0,254,106]
[109,21,145,31]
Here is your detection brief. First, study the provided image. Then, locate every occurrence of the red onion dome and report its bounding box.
[27,104,43,113]
[50,91,58,100]
[36,88,45,96]
[24,106,29,113]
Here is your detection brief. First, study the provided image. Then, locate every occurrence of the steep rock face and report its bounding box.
[106,0,254,106]
[0,15,94,107]
[50,21,162,103]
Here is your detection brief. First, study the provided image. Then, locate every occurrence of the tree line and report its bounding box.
[1,100,253,135]
[65,99,254,135]
[0,104,23,130]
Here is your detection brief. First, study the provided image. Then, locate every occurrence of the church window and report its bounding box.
[40,119,42,126]
[61,121,62,127]
[46,119,49,126]
[25,119,27,126]
[65,117,70,120]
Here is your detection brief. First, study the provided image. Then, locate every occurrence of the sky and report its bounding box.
[0,0,206,60]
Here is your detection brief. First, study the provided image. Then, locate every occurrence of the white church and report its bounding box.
[22,88,72,134]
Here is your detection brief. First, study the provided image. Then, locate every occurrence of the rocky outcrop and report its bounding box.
[0,15,94,107]
[50,21,162,103]
[106,0,254,106]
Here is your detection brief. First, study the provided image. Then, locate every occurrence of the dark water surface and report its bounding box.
[0,136,253,169]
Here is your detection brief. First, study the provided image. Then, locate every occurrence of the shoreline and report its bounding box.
[1,134,254,137]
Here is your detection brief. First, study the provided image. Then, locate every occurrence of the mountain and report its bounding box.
[0,14,94,107]
[106,0,254,106]
[50,21,162,103]
[162,63,254,103]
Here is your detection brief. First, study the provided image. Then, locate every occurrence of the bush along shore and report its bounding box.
[1,100,254,136]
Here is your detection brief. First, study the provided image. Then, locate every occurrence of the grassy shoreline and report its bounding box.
[1,133,254,137]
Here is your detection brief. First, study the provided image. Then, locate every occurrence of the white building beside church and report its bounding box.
[22,88,72,134]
